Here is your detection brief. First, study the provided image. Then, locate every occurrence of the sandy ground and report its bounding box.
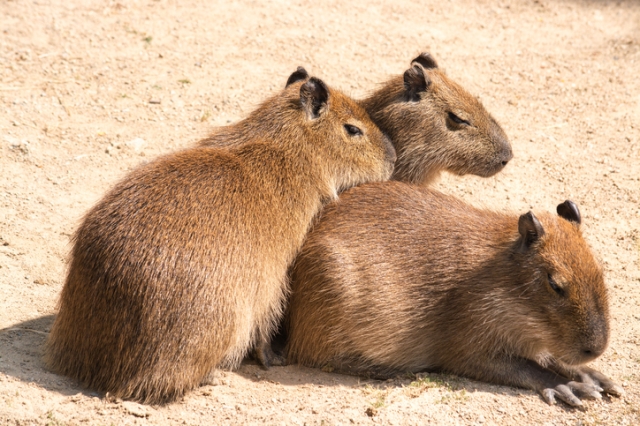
[1,0,639,424]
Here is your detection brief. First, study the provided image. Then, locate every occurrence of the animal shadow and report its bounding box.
[0,314,583,412]
[0,314,90,397]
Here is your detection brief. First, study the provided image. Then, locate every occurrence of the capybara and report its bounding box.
[200,53,513,185]
[286,182,623,408]
[45,71,396,404]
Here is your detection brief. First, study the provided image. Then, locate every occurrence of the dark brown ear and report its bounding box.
[403,65,431,102]
[518,211,545,251]
[300,77,329,119]
[557,200,581,225]
[411,52,438,69]
[286,66,309,87]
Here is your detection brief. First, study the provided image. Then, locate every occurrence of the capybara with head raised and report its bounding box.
[286,182,623,408]
[44,71,396,404]
[200,53,512,185]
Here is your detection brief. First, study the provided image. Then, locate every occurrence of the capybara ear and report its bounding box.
[411,52,438,70]
[557,200,581,225]
[286,66,309,88]
[518,211,545,251]
[300,77,329,119]
[403,65,431,102]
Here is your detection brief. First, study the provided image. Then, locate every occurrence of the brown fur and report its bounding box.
[44,74,395,404]
[286,182,622,406]
[200,53,512,186]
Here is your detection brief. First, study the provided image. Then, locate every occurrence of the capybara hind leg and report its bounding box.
[254,338,286,368]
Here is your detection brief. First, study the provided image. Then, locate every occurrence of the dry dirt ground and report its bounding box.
[1,0,639,424]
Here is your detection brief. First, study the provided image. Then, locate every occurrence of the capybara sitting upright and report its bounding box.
[201,53,513,185]
[45,72,396,404]
[286,182,623,408]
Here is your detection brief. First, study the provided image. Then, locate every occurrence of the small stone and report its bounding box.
[365,407,377,417]
[149,99,161,104]
[122,401,148,418]
[6,137,30,154]
[105,392,122,404]
[125,137,146,153]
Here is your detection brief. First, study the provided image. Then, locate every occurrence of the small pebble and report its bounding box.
[122,401,148,418]
[125,137,146,152]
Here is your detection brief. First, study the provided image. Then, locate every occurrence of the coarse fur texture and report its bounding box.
[286,182,623,408]
[44,74,396,404]
[200,53,512,186]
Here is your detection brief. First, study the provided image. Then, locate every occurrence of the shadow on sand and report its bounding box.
[0,314,99,397]
[0,314,563,410]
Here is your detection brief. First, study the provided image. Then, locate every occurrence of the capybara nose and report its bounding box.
[499,143,513,168]
[580,315,609,361]
[580,345,604,362]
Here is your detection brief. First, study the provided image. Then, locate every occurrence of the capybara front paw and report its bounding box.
[542,379,609,408]
[580,368,624,397]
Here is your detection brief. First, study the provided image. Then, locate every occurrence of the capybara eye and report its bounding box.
[447,112,470,126]
[548,274,565,296]
[344,124,363,137]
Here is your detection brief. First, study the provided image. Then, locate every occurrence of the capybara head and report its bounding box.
[283,69,396,194]
[514,200,609,366]
[198,67,396,190]
[364,52,512,185]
